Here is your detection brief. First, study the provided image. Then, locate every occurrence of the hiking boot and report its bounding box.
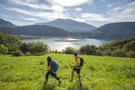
[58,80,61,86]
[80,82,82,87]
[44,81,47,85]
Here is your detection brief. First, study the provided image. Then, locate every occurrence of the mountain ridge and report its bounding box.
[88,22,135,40]
[35,18,96,32]
[0,25,70,36]
[0,18,135,40]
[0,18,16,28]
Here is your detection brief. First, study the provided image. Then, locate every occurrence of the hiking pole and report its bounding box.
[40,68,48,71]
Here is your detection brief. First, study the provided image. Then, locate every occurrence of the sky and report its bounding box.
[0,0,135,27]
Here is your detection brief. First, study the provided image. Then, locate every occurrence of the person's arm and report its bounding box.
[70,58,80,67]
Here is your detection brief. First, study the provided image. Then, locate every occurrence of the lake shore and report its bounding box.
[22,37,110,51]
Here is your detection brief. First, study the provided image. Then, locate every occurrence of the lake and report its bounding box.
[22,38,110,51]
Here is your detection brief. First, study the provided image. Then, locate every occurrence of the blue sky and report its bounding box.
[0,0,135,27]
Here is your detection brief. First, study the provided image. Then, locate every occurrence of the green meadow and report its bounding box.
[0,53,135,90]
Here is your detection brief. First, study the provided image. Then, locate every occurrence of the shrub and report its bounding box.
[102,49,112,56]
[27,41,49,55]
[12,50,22,56]
[64,47,75,54]
[80,45,98,55]
[0,44,8,55]
[20,42,28,54]
[111,49,126,57]
[0,33,22,54]
[5,35,22,53]
[123,40,135,51]
[126,50,135,58]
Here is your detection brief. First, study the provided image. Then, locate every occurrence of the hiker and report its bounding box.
[70,53,84,84]
[45,56,61,85]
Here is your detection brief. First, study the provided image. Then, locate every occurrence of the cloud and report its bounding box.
[0,18,34,26]
[73,18,85,22]
[107,4,113,8]
[47,0,93,7]
[1,0,135,27]
[11,20,34,26]
[106,1,135,22]
[4,7,34,16]
[24,18,37,21]
[8,0,50,10]
[80,13,106,21]
[78,1,135,24]
[34,11,69,20]
[6,0,68,20]
[5,7,68,20]
[0,13,10,19]
[75,8,82,12]
[51,4,66,12]
[22,0,39,3]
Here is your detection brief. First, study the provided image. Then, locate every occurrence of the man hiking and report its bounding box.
[70,53,84,86]
[45,56,61,86]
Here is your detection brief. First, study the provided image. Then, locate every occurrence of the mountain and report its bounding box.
[1,18,135,40]
[88,22,135,40]
[0,25,70,36]
[35,19,96,32]
[0,18,16,28]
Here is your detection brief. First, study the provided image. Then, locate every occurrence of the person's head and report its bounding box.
[47,56,52,66]
[74,53,78,59]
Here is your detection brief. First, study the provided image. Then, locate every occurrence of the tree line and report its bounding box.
[0,32,135,58]
[61,37,135,58]
[0,32,48,56]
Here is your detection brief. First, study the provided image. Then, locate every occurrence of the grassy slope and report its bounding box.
[0,53,135,90]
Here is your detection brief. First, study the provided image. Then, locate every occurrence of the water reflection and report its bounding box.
[23,38,109,51]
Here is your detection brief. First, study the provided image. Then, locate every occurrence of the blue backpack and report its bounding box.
[52,60,58,72]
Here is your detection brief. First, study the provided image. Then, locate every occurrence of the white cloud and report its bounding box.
[8,0,50,10]
[12,20,34,26]
[34,11,68,20]
[0,18,34,26]
[80,13,106,21]
[107,4,113,8]
[76,1,135,25]
[5,7,34,16]
[2,0,135,27]
[79,1,135,24]
[75,8,82,12]
[23,0,39,3]
[113,7,122,11]
[6,0,68,20]
[73,18,85,22]
[88,0,93,5]
[51,4,66,12]
[0,14,10,19]
[47,0,93,7]
[5,7,68,20]
[106,1,135,22]
[24,18,37,21]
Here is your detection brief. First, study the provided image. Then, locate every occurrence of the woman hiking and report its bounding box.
[45,56,61,86]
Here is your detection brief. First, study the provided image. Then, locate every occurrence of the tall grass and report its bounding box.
[0,54,135,90]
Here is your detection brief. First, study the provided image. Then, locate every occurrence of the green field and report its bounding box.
[0,53,135,90]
